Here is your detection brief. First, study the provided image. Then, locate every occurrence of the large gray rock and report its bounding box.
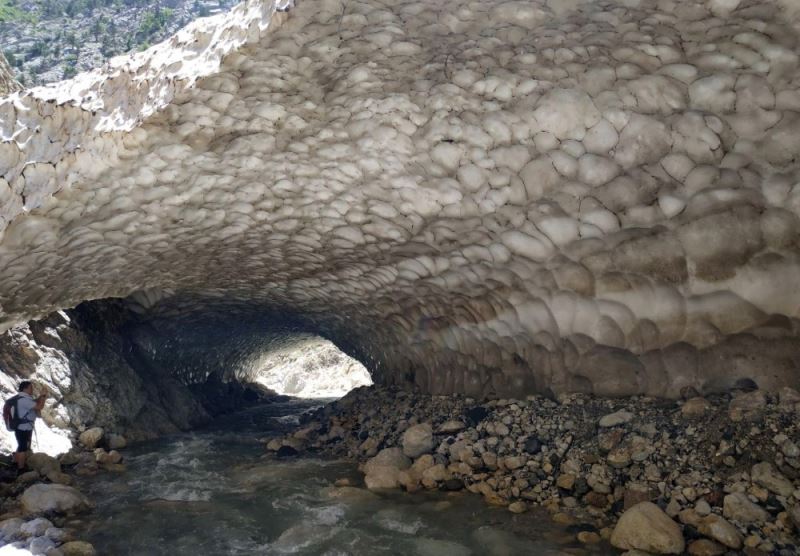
[401,423,434,458]
[364,447,411,490]
[19,517,53,537]
[20,484,92,516]
[723,493,769,524]
[29,535,57,554]
[45,526,68,542]
[610,501,685,554]
[0,517,24,541]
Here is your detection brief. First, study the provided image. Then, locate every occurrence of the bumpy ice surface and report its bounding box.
[1,0,800,397]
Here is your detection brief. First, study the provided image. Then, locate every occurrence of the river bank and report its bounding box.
[2,398,608,555]
[2,385,799,554]
[267,385,800,555]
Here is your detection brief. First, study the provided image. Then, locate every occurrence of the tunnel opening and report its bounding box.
[247,334,372,398]
[0,295,374,457]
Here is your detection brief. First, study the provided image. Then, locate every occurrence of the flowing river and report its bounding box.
[74,399,613,555]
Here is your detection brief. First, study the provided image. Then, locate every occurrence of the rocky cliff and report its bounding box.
[0,52,20,95]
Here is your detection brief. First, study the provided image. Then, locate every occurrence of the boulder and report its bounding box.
[577,531,600,544]
[45,527,68,542]
[93,449,122,465]
[729,391,766,422]
[46,470,73,485]
[751,462,794,496]
[687,539,726,556]
[281,437,305,452]
[20,484,92,516]
[17,471,40,484]
[364,447,411,490]
[100,462,127,473]
[58,453,80,466]
[26,453,61,477]
[28,536,57,554]
[401,423,434,458]
[265,438,282,451]
[19,517,53,537]
[0,518,24,541]
[697,514,742,549]
[681,397,712,418]
[421,464,448,488]
[106,434,127,450]
[78,428,104,450]
[723,493,769,524]
[610,501,685,554]
[60,541,97,556]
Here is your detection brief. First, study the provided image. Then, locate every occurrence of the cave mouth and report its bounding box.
[250,334,372,399]
[0,296,375,456]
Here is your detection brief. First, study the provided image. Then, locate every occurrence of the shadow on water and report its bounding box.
[75,398,614,555]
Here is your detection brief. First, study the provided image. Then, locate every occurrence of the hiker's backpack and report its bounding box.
[3,394,21,432]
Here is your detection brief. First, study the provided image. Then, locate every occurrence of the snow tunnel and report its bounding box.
[1,0,800,423]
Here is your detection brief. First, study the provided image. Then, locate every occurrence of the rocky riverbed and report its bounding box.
[267,386,800,555]
[0,427,130,555]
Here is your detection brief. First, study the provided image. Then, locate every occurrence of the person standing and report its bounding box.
[10,381,46,472]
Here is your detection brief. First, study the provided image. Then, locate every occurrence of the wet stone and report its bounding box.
[687,538,727,556]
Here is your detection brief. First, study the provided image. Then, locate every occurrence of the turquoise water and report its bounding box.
[76,400,612,555]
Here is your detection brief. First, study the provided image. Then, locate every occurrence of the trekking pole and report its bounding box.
[33,422,38,452]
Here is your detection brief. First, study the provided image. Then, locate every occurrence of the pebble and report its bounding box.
[556,473,575,490]
[695,499,711,516]
[267,386,800,551]
[577,531,600,544]
[599,410,634,428]
[687,538,727,556]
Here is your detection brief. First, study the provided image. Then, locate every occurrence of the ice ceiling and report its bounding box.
[1,0,799,398]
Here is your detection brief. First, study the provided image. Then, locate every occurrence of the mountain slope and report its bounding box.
[0,0,237,86]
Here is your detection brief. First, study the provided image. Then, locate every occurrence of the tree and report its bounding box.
[91,17,107,41]
[66,31,79,51]
[193,0,208,17]
[62,63,77,79]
